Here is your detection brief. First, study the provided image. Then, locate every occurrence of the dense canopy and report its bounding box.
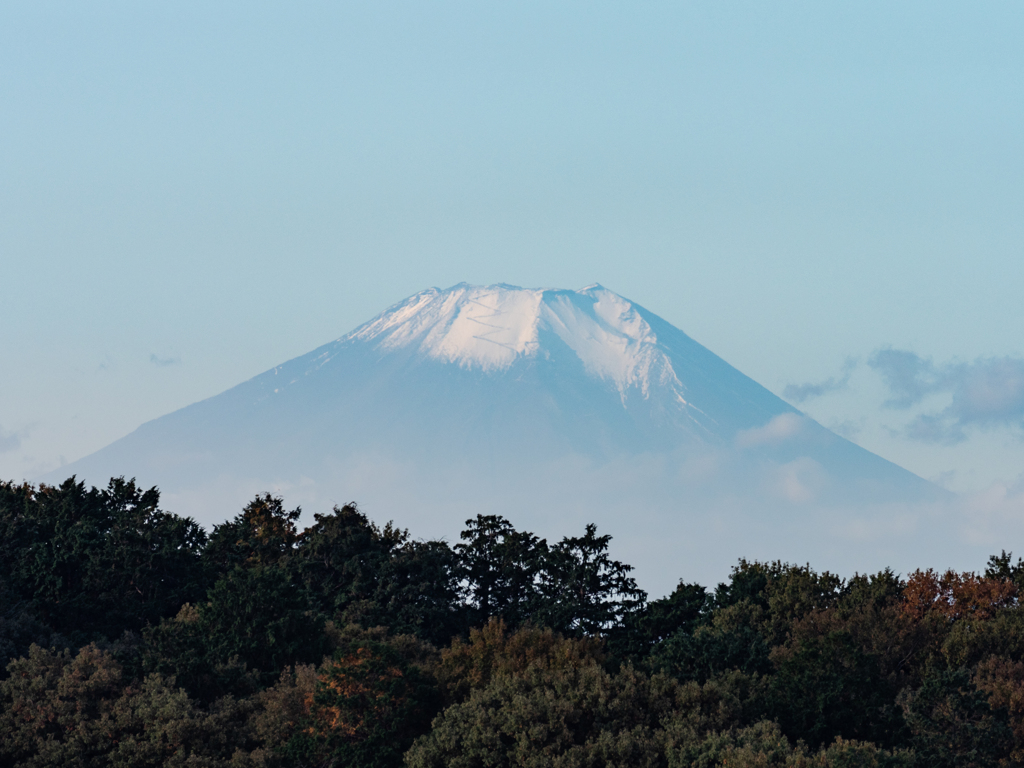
[1,476,1022,767]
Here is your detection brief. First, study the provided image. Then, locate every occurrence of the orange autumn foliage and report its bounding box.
[305,646,408,741]
[285,630,440,766]
[902,569,1017,622]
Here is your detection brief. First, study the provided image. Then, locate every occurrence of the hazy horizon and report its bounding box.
[4,3,1024,576]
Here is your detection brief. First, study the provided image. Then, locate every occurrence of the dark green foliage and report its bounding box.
[713,560,846,641]
[899,668,1014,768]
[0,582,54,667]
[294,502,407,613]
[201,565,326,678]
[0,644,261,767]
[643,582,710,642]
[841,569,905,612]
[434,618,606,706]
[941,608,1024,669]
[204,492,300,572]
[714,558,773,610]
[454,516,647,639]
[455,514,546,628]
[533,523,647,636]
[139,602,248,702]
[609,580,709,660]
[294,503,463,646]
[0,477,207,647]
[408,644,915,768]
[406,660,679,768]
[985,549,1024,594]
[668,720,915,768]
[767,629,905,748]
[762,563,845,644]
[141,566,326,701]
[649,599,773,683]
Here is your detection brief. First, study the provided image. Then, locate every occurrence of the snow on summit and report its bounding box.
[350,283,679,397]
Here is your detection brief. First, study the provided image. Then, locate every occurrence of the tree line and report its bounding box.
[1,476,1023,767]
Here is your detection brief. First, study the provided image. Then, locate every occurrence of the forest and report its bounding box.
[1,476,1023,767]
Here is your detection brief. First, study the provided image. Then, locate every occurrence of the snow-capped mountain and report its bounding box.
[353,283,713,406]
[314,282,792,440]
[45,284,959,591]
[246,282,800,450]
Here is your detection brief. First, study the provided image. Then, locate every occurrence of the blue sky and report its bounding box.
[2,2,1023,501]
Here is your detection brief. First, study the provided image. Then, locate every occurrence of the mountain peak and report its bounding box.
[347,283,671,397]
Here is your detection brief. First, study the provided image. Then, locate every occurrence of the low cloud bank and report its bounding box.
[735,413,807,448]
[869,350,1024,444]
[144,438,999,597]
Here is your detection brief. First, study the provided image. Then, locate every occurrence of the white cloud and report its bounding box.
[767,457,826,503]
[736,412,807,448]
[955,475,1024,547]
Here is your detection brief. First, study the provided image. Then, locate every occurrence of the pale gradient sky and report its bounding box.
[2,2,1023,504]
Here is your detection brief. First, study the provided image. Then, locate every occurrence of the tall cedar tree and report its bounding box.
[454,514,547,628]
[534,523,646,636]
